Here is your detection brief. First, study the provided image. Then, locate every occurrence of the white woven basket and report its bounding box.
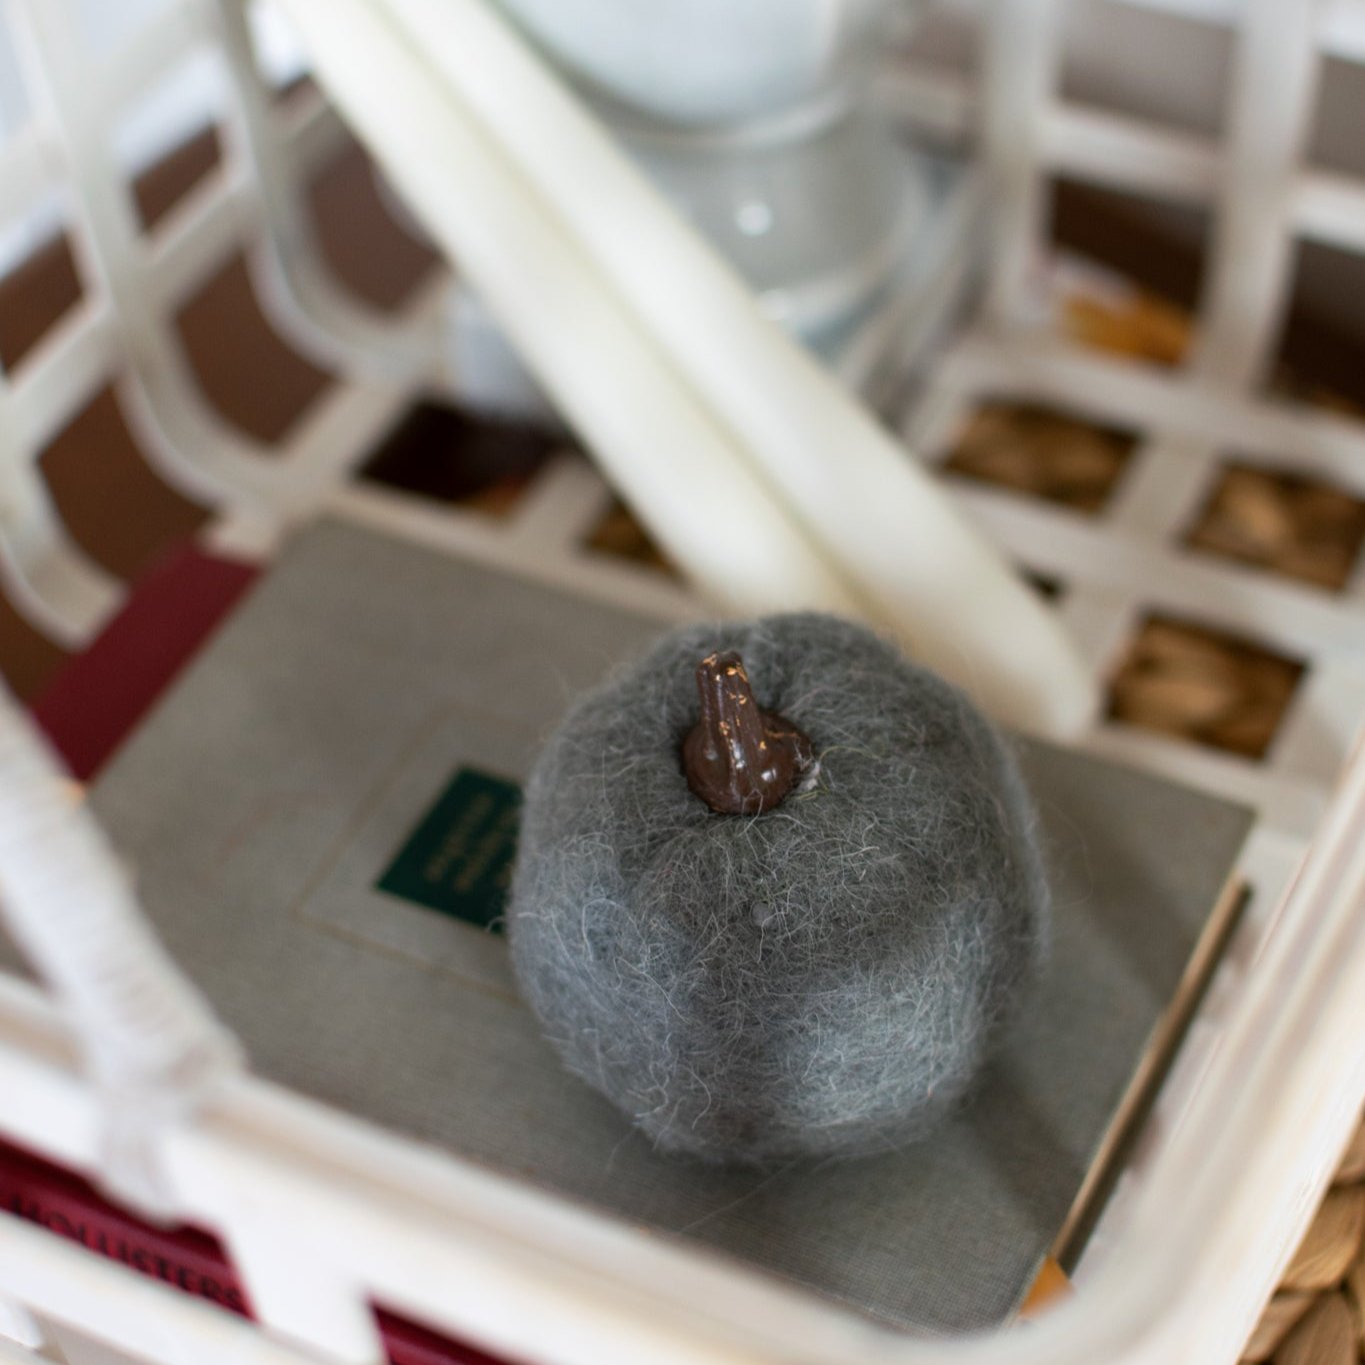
[0,1,1363,1362]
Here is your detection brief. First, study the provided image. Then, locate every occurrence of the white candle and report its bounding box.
[277,0,1097,737]
[276,0,861,623]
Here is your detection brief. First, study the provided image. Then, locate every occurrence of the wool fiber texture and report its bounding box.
[508,612,1050,1165]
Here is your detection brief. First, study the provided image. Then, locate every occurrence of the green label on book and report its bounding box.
[377,767,521,932]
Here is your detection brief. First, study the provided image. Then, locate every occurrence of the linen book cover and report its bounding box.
[4,519,1252,1335]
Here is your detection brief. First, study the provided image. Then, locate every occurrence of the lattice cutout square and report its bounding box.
[41,386,205,579]
[1051,184,1211,363]
[1185,463,1365,591]
[130,125,223,233]
[0,220,83,372]
[175,252,330,442]
[1107,615,1305,760]
[112,47,229,235]
[308,143,440,313]
[585,498,678,577]
[943,401,1137,513]
[1061,283,1191,370]
[1055,4,1233,140]
[1268,240,1365,418]
[361,403,553,517]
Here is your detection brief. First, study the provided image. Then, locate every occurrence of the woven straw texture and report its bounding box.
[1241,1112,1365,1364]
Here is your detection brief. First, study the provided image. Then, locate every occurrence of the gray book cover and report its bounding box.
[73,520,1250,1335]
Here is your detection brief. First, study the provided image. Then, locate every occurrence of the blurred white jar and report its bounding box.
[494,0,925,351]
[443,0,928,415]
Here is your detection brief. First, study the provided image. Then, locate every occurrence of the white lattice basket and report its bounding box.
[0,1,1363,1363]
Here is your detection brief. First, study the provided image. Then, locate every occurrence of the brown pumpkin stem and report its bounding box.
[681,651,813,815]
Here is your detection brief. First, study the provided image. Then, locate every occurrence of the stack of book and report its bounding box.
[0,518,1251,1353]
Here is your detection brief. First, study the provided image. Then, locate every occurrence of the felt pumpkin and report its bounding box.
[508,613,1049,1164]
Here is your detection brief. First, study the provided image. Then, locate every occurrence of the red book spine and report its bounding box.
[31,544,260,782]
[0,1138,512,1365]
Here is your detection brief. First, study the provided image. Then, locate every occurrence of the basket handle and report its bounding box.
[0,687,242,1219]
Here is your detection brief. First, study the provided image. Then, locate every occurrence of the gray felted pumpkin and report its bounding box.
[508,612,1049,1164]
